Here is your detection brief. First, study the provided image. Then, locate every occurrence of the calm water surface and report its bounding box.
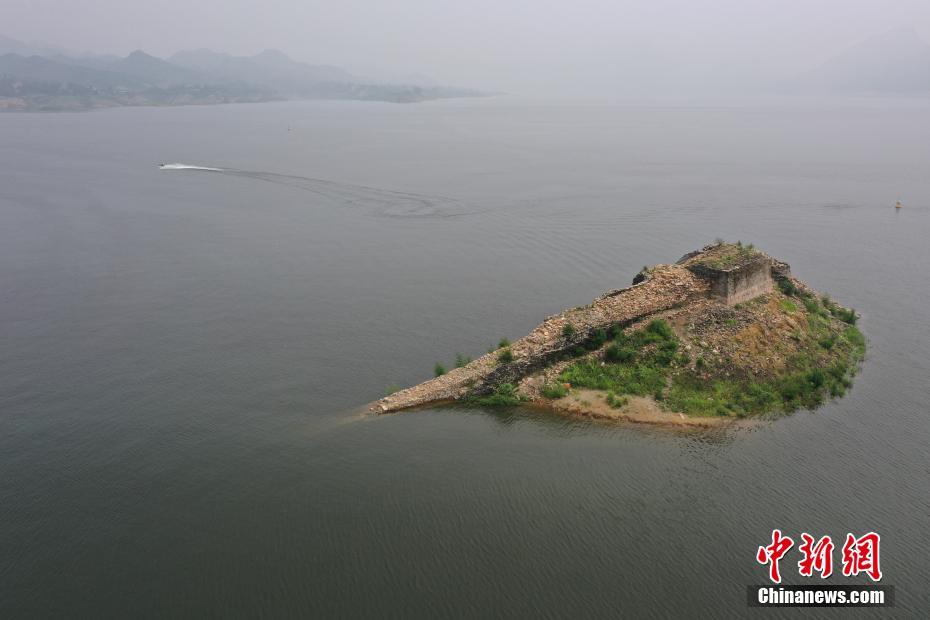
[1,97,929,618]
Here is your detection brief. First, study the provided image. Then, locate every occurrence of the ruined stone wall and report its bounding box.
[372,265,709,413]
[687,256,774,306]
[721,259,773,305]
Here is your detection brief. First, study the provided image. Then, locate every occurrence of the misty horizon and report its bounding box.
[4,0,930,96]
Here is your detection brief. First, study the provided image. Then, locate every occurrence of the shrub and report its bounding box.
[560,358,666,396]
[585,328,608,350]
[605,392,628,409]
[778,279,798,296]
[605,343,635,363]
[434,363,447,377]
[562,322,576,339]
[653,341,679,367]
[646,319,675,341]
[831,306,858,325]
[843,326,866,354]
[497,348,514,363]
[455,353,472,368]
[541,382,569,399]
[808,369,826,389]
[498,337,510,348]
[471,383,525,406]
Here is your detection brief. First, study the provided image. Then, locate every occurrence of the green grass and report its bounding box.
[561,359,667,395]
[699,242,760,269]
[843,325,866,355]
[585,328,608,350]
[498,337,511,348]
[465,290,865,418]
[605,392,628,408]
[469,383,526,406]
[434,363,447,377]
[455,353,472,368]
[541,382,569,399]
[605,342,635,363]
[777,279,799,296]
[666,374,778,417]
[559,319,677,396]
[555,313,865,418]
[829,305,858,325]
[497,347,514,363]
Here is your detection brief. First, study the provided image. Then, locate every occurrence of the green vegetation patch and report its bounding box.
[467,383,527,407]
[556,309,865,418]
[559,319,678,397]
[464,285,865,418]
[497,347,515,363]
[696,242,759,270]
[541,382,569,399]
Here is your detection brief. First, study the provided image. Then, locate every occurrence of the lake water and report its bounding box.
[1,97,929,618]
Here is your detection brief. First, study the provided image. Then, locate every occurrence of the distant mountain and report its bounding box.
[170,48,355,92]
[109,50,212,86]
[0,53,140,88]
[0,52,272,111]
[0,33,66,57]
[794,27,930,93]
[0,35,486,111]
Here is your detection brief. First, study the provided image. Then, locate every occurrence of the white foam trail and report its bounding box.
[157,163,479,218]
[159,163,224,171]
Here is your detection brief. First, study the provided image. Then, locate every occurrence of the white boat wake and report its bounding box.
[157,162,478,218]
[159,163,225,171]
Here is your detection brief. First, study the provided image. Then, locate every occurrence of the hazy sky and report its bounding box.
[5,0,930,93]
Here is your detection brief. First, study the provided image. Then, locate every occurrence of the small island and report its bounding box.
[372,243,865,427]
